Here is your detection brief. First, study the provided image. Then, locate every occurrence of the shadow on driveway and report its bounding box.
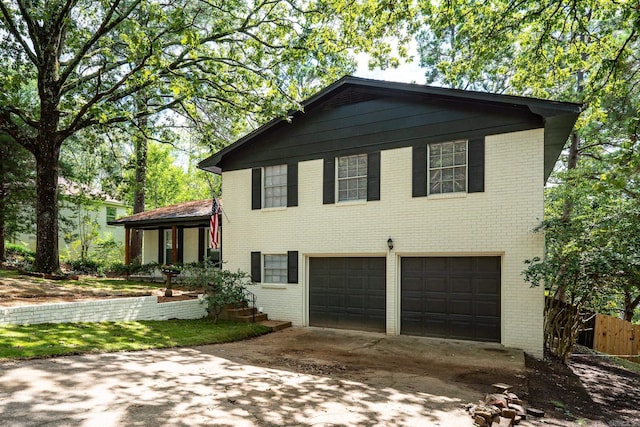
[0,328,526,426]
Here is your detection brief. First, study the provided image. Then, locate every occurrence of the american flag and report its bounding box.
[210,197,220,249]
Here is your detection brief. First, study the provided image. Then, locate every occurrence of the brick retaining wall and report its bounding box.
[0,296,208,325]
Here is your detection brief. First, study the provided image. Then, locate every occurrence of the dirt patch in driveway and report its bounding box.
[202,328,639,426]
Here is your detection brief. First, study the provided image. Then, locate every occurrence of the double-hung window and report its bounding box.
[263,165,287,208]
[428,140,467,194]
[106,206,117,223]
[263,254,287,283]
[337,154,367,202]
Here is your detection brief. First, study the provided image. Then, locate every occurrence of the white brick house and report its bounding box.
[199,76,581,357]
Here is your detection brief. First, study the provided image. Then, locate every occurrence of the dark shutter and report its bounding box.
[251,168,261,210]
[157,228,164,264]
[177,227,184,263]
[251,251,261,282]
[367,152,381,201]
[323,157,335,204]
[287,162,298,207]
[288,251,298,284]
[412,145,427,197]
[198,228,205,261]
[468,137,485,193]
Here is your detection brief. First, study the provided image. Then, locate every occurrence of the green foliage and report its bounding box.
[183,266,253,323]
[4,243,35,268]
[0,320,270,360]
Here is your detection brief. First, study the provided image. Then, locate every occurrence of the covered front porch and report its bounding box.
[108,199,221,267]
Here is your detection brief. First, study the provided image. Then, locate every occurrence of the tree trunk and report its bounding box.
[129,107,149,264]
[33,143,61,273]
[623,288,640,322]
[0,145,5,261]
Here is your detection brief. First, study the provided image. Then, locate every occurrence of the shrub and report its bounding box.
[183,265,253,323]
[68,258,102,274]
[4,243,35,268]
[106,261,160,276]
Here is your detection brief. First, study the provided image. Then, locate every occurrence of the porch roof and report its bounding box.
[108,199,213,229]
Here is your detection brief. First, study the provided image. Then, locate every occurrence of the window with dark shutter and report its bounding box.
[287,251,298,283]
[367,152,380,201]
[323,157,335,204]
[287,163,298,207]
[251,168,261,210]
[467,137,485,193]
[412,145,428,197]
[251,252,261,282]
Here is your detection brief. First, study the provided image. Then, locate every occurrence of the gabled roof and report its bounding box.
[198,75,582,180]
[108,199,213,229]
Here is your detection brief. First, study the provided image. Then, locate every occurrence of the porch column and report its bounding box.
[125,227,131,265]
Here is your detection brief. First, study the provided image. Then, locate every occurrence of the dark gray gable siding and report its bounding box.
[219,94,542,173]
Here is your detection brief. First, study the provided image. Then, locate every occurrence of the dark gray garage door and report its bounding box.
[309,257,386,332]
[401,257,500,342]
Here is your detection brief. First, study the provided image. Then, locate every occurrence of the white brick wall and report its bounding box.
[221,128,545,357]
[0,296,207,325]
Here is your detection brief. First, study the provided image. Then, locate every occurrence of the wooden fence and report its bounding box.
[593,314,640,363]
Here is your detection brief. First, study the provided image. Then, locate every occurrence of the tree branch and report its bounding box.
[0,1,39,64]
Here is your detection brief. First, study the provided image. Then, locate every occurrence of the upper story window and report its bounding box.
[106,206,117,222]
[337,154,367,202]
[264,254,287,283]
[428,140,467,194]
[263,164,287,208]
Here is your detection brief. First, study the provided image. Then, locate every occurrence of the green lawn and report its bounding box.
[0,319,270,360]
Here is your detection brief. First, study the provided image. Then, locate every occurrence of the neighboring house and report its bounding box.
[108,199,220,267]
[198,76,581,357]
[13,178,128,260]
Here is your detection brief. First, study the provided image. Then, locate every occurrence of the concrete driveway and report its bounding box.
[0,328,526,426]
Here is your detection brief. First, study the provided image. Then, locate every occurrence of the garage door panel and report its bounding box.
[450,278,473,293]
[309,257,386,332]
[424,278,447,292]
[477,257,501,272]
[449,257,473,272]
[475,301,500,316]
[401,256,501,342]
[425,298,447,313]
[476,279,500,294]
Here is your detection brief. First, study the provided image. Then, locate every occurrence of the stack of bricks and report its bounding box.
[466,383,544,426]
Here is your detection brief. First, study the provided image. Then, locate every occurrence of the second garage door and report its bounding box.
[309,257,386,332]
[401,257,501,342]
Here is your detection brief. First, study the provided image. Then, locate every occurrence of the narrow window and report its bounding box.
[106,206,117,222]
[428,140,467,194]
[164,229,173,264]
[337,154,367,202]
[263,165,287,208]
[264,254,287,283]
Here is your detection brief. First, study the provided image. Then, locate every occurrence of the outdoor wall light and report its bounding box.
[387,237,394,250]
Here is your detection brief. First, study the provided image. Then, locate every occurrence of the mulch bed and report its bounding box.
[525,347,640,424]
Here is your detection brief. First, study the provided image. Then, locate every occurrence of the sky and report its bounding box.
[353,44,427,85]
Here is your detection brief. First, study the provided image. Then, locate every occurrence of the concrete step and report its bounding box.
[258,320,292,332]
[235,312,269,323]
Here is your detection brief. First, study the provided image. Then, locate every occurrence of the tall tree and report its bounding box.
[0,131,35,260]
[416,0,640,358]
[0,0,414,273]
